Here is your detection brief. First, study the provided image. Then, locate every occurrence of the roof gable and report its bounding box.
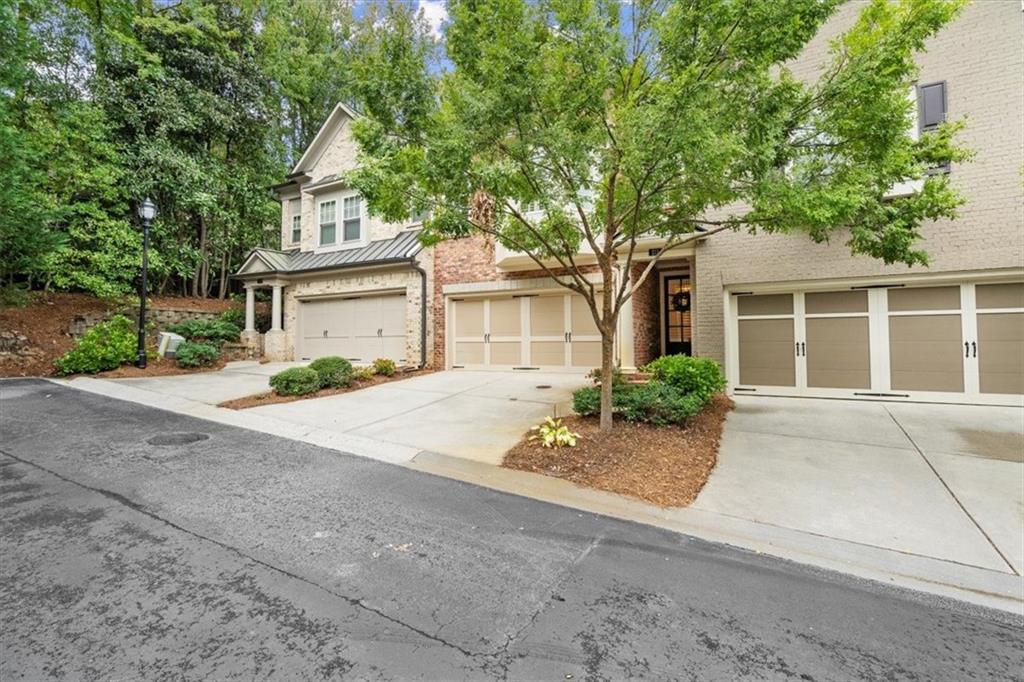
[291,102,361,175]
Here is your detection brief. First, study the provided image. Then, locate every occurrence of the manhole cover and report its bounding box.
[535,385,552,389]
[147,432,209,446]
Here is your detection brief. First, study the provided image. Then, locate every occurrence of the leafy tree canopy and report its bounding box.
[347,0,969,430]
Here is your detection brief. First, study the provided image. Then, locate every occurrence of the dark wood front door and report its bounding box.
[663,275,692,356]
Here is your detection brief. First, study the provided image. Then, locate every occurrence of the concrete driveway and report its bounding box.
[112,361,302,405]
[248,370,585,464]
[694,397,1024,576]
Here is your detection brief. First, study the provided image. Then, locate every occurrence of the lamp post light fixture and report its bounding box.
[135,197,158,368]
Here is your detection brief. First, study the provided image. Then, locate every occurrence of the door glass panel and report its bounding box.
[805,317,871,389]
[737,319,795,387]
[976,283,1024,310]
[888,286,960,312]
[663,277,691,355]
[977,312,1024,395]
[530,296,564,336]
[889,315,964,392]
[489,298,521,336]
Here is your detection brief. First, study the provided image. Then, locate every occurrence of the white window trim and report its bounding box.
[315,190,368,253]
[885,85,925,199]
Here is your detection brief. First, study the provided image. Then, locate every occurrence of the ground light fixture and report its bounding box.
[135,197,158,368]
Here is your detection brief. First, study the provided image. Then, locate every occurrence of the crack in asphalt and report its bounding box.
[0,447,519,665]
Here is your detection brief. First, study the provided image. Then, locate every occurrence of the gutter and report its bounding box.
[409,259,429,369]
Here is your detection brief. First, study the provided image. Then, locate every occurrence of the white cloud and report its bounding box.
[418,0,448,39]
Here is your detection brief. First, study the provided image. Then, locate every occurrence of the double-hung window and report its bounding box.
[319,200,337,245]
[342,195,361,242]
[289,198,301,244]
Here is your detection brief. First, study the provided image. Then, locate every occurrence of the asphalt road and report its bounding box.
[1,378,1021,681]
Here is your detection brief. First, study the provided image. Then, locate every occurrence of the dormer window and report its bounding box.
[290,198,301,244]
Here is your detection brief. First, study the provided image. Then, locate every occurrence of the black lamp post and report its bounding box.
[135,197,158,368]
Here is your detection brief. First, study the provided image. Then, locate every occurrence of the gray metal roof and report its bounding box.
[241,229,423,276]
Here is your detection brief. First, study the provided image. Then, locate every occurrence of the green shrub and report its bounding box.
[175,340,220,368]
[308,356,353,388]
[372,358,396,377]
[586,365,625,387]
[167,318,241,345]
[572,380,705,425]
[572,385,601,416]
[55,314,137,375]
[0,284,30,308]
[218,307,246,329]
[351,366,376,382]
[615,381,704,426]
[642,355,726,403]
[269,367,322,396]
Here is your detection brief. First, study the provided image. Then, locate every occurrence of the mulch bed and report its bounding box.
[92,356,228,379]
[503,394,734,507]
[218,369,433,409]
[0,292,243,378]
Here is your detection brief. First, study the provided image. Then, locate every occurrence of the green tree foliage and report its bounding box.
[347,0,969,431]
[0,0,63,286]
[1,0,359,299]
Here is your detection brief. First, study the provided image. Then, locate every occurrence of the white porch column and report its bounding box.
[270,285,283,331]
[244,286,256,332]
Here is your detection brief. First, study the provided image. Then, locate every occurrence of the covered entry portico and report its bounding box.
[240,277,288,361]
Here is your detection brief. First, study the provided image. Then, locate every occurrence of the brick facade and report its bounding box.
[694,1,1024,365]
[629,261,661,367]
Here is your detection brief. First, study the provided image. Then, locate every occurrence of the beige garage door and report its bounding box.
[451,292,602,369]
[888,286,964,393]
[804,290,871,390]
[298,294,406,363]
[976,283,1024,395]
[736,293,796,387]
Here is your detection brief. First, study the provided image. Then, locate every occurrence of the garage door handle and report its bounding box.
[971,341,977,358]
[965,342,969,357]
[378,328,382,337]
[800,342,805,356]
[323,330,327,338]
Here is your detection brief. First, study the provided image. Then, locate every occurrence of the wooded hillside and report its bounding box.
[1,0,411,300]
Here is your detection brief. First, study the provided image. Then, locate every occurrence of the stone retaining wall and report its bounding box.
[69,307,227,339]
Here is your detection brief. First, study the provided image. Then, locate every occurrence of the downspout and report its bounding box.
[410,260,428,369]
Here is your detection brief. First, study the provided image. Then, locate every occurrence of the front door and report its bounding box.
[663,275,692,356]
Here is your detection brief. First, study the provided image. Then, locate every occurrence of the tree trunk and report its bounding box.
[193,215,208,298]
[217,252,228,299]
[599,328,615,432]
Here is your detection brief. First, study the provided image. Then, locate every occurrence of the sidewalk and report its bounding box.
[52,376,1024,614]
